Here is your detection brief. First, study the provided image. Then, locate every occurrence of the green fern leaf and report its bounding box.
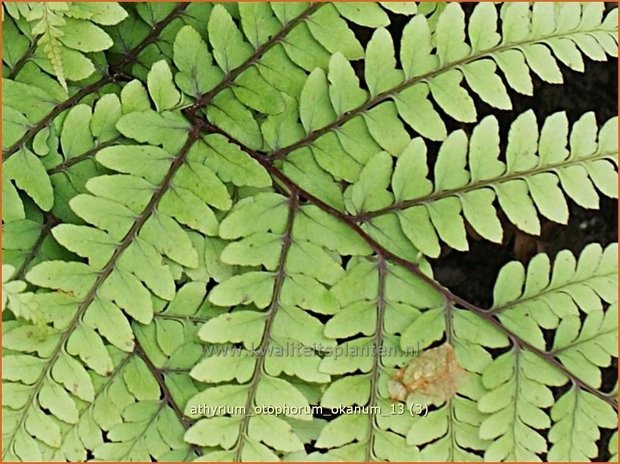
[479,349,567,461]
[2,3,618,462]
[6,2,126,92]
[350,112,617,258]
[491,243,617,348]
[187,192,349,459]
[549,383,616,460]
[480,245,617,461]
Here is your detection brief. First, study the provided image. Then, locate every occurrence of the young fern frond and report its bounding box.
[29,3,68,92]
[313,258,498,461]
[3,2,128,91]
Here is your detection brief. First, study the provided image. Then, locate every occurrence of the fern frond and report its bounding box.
[549,379,616,460]
[2,3,617,462]
[178,2,384,152]
[350,112,617,258]
[202,114,618,462]
[3,147,55,215]
[317,257,415,461]
[177,2,333,109]
[186,192,365,460]
[477,245,617,461]
[3,8,330,449]
[2,60,231,460]
[555,304,616,381]
[3,85,124,232]
[19,2,127,92]
[86,283,210,461]
[269,2,617,165]
[47,95,124,222]
[2,212,63,287]
[192,129,507,461]
[315,258,499,461]
[3,4,187,161]
[2,265,208,461]
[491,243,617,350]
[391,284,511,461]
[478,347,567,461]
[26,3,69,91]
[3,91,125,283]
[71,282,207,461]
[1,265,34,321]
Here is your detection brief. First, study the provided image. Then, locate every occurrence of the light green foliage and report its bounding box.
[492,243,617,350]
[2,265,36,322]
[549,385,617,461]
[484,245,618,461]
[2,2,618,462]
[185,192,354,459]
[314,258,504,461]
[352,111,618,258]
[479,349,567,461]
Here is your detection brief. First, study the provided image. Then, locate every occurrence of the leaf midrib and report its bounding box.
[551,323,616,355]
[10,1,325,286]
[364,257,387,461]
[233,193,298,461]
[356,150,617,221]
[47,137,122,174]
[490,268,617,314]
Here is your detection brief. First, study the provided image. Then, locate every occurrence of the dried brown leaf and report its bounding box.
[388,342,467,405]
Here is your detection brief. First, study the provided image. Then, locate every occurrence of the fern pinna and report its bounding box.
[2,2,617,462]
